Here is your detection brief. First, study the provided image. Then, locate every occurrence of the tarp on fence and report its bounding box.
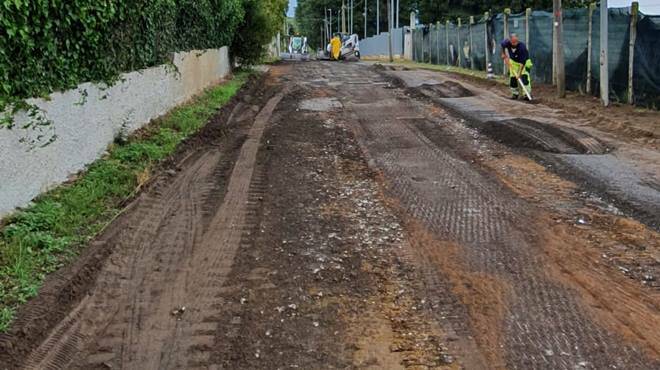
[634,15,660,108]
[359,27,405,56]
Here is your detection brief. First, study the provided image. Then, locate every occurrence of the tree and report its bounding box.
[231,0,289,65]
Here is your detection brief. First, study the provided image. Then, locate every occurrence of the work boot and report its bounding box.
[523,96,532,101]
[510,94,519,100]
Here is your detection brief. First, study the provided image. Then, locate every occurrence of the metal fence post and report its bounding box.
[429,23,433,64]
[396,0,399,28]
[503,8,510,77]
[554,0,566,97]
[421,24,425,63]
[409,11,416,61]
[388,0,393,62]
[484,12,490,72]
[428,24,433,63]
[420,24,424,62]
[457,18,462,67]
[376,0,380,34]
[436,21,441,64]
[446,20,450,65]
[276,32,281,57]
[628,1,639,104]
[413,28,417,61]
[469,16,474,69]
[525,8,532,51]
[364,0,367,38]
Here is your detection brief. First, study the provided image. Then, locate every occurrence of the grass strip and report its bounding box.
[0,70,252,331]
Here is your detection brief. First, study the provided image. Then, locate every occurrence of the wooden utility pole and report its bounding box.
[628,1,639,104]
[388,0,393,62]
[554,0,566,97]
[600,0,609,106]
[587,3,595,94]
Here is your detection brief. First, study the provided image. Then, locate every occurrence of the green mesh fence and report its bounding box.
[634,15,660,108]
[471,21,488,71]
[411,6,659,108]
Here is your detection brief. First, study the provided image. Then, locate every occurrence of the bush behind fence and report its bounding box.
[0,0,244,111]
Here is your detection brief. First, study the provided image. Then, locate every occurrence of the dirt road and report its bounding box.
[1,62,658,369]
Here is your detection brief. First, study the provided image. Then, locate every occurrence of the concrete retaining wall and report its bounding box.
[0,47,231,217]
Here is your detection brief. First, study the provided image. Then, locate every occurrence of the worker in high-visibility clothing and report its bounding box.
[501,33,533,100]
[330,34,342,60]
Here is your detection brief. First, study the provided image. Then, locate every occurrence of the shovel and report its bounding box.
[506,58,533,101]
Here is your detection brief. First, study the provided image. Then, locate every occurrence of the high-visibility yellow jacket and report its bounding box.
[330,36,342,60]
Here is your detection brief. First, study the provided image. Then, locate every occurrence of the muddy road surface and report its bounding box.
[1,62,658,370]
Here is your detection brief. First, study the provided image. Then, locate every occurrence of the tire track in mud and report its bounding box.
[22,150,223,370]
[316,62,655,369]
[16,88,284,370]
[163,92,284,369]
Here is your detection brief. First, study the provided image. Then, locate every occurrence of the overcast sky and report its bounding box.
[610,0,660,13]
[286,0,660,17]
[287,0,297,17]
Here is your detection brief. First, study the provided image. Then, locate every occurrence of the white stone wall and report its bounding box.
[0,47,231,217]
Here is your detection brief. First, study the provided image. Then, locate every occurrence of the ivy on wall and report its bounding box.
[0,0,244,118]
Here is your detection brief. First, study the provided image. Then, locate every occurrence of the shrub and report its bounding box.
[0,0,244,114]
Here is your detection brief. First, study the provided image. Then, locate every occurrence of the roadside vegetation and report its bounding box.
[0,71,252,331]
[0,0,286,127]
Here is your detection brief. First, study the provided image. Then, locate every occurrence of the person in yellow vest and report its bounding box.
[330,33,342,60]
[501,33,533,100]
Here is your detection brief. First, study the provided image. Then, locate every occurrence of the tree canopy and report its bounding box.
[232,0,289,65]
[0,0,287,113]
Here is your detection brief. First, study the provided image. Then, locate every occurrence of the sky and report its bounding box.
[287,0,297,17]
[610,0,660,14]
[286,0,660,17]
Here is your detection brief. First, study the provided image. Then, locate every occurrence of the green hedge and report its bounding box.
[0,0,244,110]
